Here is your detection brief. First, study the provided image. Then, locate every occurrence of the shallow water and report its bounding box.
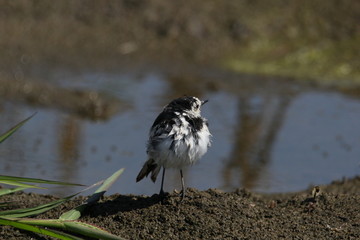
[0,67,359,196]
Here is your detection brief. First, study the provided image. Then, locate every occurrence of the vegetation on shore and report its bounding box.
[0,0,358,85]
[0,115,125,239]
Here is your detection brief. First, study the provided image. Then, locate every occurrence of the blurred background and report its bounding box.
[0,0,359,196]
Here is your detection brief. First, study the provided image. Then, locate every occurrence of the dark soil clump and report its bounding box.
[1,177,360,239]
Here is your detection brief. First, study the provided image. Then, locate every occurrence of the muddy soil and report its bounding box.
[1,176,360,239]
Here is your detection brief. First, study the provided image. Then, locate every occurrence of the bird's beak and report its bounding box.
[201,100,209,105]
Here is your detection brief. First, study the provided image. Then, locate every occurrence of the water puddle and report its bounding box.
[1,67,359,196]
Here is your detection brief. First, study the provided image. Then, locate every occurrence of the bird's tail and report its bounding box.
[136,159,161,183]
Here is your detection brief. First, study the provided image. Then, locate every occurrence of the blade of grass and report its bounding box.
[0,217,81,240]
[10,218,126,240]
[60,168,124,220]
[44,228,85,240]
[0,180,104,218]
[89,168,125,202]
[62,220,126,240]
[0,112,36,144]
[0,187,28,196]
[0,202,13,208]
[0,175,84,186]
[0,193,77,218]
[0,180,45,189]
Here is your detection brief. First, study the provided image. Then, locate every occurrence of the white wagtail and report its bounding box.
[136,96,211,199]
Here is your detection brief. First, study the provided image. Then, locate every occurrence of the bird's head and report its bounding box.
[167,96,208,116]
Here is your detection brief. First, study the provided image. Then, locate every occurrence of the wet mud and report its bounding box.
[1,176,360,239]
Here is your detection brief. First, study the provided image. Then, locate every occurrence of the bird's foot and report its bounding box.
[180,190,186,201]
[157,189,170,199]
[174,189,187,201]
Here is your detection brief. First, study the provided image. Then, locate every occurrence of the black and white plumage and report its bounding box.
[136,96,211,198]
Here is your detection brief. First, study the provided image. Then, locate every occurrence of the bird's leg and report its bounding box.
[180,169,186,200]
[159,168,166,196]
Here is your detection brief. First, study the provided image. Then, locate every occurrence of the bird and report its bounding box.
[136,96,211,199]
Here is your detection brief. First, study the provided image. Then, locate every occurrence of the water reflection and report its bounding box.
[57,116,82,188]
[0,68,359,196]
[224,95,292,190]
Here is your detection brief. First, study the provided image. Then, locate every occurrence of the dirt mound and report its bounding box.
[1,178,360,239]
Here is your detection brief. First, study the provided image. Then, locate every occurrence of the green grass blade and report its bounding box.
[0,193,77,218]
[63,221,126,240]
[60,168,124,220]
[0,113,36,144]
[44,228,85,240]
[0,217,79,240]
[0,180,45,189]
[90,168,125,200]
[0,187,28,196]
[0,175,84,186]
[0,179,103,218]
[0,202,13,208]
[58,204,86,221]
[13,218,126,240]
